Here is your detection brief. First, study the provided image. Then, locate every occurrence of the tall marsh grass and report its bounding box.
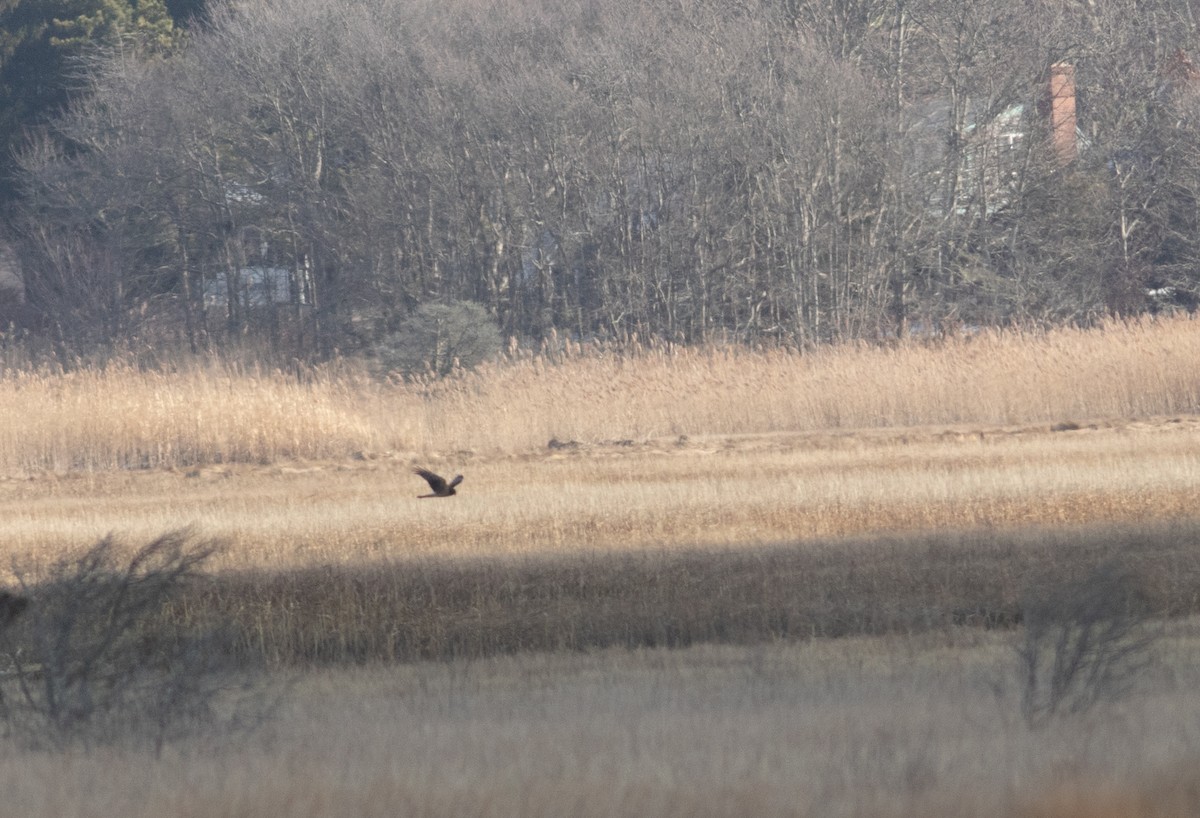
[179,520,1200,667]
[2,315,1200,472]
[0,364,382,472]
[420,316,1200,450]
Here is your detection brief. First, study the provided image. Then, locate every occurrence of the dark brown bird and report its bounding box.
[414,468,463,498]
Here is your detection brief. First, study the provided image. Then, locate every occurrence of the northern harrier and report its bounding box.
[414,468,463,498]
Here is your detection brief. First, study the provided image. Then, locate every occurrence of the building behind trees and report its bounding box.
[6,0,1200,363]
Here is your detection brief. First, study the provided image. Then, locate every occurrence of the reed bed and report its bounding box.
[0,363,381,473]
[1,314,1200,472]
[171,519,1200,666]
[430,315,1200,450]
[3,318,1200,813]
[5,428,1200,665]
[4,420,1200,572]
[386,314,1200,453]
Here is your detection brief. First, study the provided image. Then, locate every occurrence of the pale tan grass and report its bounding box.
[0,363,382,473]
[4,319,1200,813]
[400,315,1200,452]
[3,624,1200,817]
[1,418,1199,577]
[2,315,1200,472]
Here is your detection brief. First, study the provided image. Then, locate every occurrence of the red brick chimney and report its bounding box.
[1048,63,1077,165]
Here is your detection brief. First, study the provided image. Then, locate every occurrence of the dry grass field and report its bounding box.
[2,630,1200,818]
[3,315,1200,815]
[4,415,1200,566]
[5,419,1200,666]
[2,314,1200,473]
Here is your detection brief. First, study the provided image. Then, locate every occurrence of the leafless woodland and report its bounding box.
[11,0,1200,361]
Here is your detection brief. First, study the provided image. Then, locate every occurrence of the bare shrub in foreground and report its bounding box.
[1018,560,1160,726]
[0,529,256,752]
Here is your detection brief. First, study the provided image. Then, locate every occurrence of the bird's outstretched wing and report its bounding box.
[414,468,449,495]
[414,468,463,497]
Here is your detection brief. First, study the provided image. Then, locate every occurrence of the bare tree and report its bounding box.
[1018,560,1160,726]
[0,530,254,753]
[15,0,1200,357]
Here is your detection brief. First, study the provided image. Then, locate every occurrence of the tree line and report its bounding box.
[6,0,1200,361]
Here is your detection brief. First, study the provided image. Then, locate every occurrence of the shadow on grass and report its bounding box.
[175,519,1200,666]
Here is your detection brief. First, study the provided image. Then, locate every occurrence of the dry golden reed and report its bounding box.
[1,314,1200,473]
[174,519,1200,666]
[0,363,381,473]
[413,314,1200,451]
[5,418,1200,573]
[3,320,1200,817]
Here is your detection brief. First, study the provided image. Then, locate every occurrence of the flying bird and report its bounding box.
[414,468,463,498]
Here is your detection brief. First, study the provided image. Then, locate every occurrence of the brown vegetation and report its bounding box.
[1,314,1199,471]
[1,317,1200,812]
[168,520,1196,666]
[3,317,1200,668]
[0,531,247,751]
[3,632,1200,817]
